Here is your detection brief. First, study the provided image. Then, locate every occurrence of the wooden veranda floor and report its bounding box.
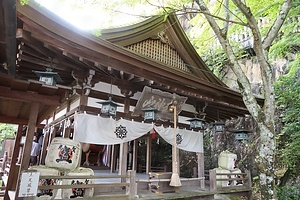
[1,168,252,199]
[93,169,214,200]
[92,169,251,200]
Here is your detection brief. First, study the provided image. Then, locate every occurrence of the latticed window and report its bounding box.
[126,39,191,73]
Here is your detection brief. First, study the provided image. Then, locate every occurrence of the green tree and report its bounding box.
[121,0,293,198]
[30,0,297,198]
[275,55,300,186]
[0,123,17,151]
[98,0,295,198]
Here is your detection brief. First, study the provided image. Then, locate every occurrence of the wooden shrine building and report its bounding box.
[0,1,259,199]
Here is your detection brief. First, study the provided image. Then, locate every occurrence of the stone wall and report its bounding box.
[221,57,288,95]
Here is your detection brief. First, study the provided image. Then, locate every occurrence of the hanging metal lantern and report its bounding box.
[214,121,225,133]
[141,107,159,121]
[187,117,205,129]
[97,96,122,117]
[34,68,62,86]
[232,128,250,141]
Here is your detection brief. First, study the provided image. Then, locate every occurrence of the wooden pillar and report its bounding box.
[80,95,88,107]
[128,170,137,200]
[110,145,117,173]
[4,124,24,199]
[119,142,128,182]
[197,152,205,189]
[63,127,71,138]
[106,145,111,168]
[17,146,23,165]
[127,142,132,170]
[39,128,50,165]
[146,135,152,174]
[50,110,56,129]
[49,126,58,144]
[63,119,71,138]
[119,94,130,181]
[63,100,71,138]
[1,151,8,171]
[209,169,217,191]
[132,139,138,171]
[15,102,40,200]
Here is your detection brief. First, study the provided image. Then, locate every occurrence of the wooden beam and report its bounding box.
[44,44,93,71]
[16,7,248,106]
[16,28,56,58]
[0,86,61,105]
[10,78,29,91]
[37,105,57,124]
[89,89,246,121]
[3,0,17,76]
[18,43,49,61]
[15,2,264,122]
[0,115,28,125]
[21,19,250,108]
[17,29,88,73]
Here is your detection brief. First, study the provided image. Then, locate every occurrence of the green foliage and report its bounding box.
[275,54,300,173]
[91,28,102,37]
[137,137,172,172]
[187,0,288,76]
[270,33,300,59]
[269,0,300,59]
[19,0,29,5]
[277,185,300,200]
[179,150,197,178]
[0,123,17,152]
[151,138,172,168]
[0,124,17,141]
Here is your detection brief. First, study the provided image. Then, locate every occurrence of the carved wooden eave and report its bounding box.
[0,1,264,126]
[100,15,225,85]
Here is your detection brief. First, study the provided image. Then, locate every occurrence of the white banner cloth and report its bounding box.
[74,113,203,153]
[154,125,203,153]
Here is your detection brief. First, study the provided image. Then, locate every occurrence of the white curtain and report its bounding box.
[154,125,203,152]
[74,113,203,153]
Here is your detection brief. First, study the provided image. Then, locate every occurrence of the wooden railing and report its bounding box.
[35,170,137,200]
[137,165,167,173]
[136,171,206,194]
[209,169,252,192]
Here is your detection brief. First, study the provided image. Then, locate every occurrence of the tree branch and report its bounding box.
[222,0,230,36]
[144,1,249,26]
[195,0,261,119]
[231,0,276,125]
[179,9,247,26]
[262,0,293,49]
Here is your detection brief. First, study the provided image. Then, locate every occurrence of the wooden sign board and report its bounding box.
[18,171,40,197]
[132,86,187,121]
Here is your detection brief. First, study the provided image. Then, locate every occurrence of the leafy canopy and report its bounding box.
[275,54,300,170]
[0,123,17,152]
